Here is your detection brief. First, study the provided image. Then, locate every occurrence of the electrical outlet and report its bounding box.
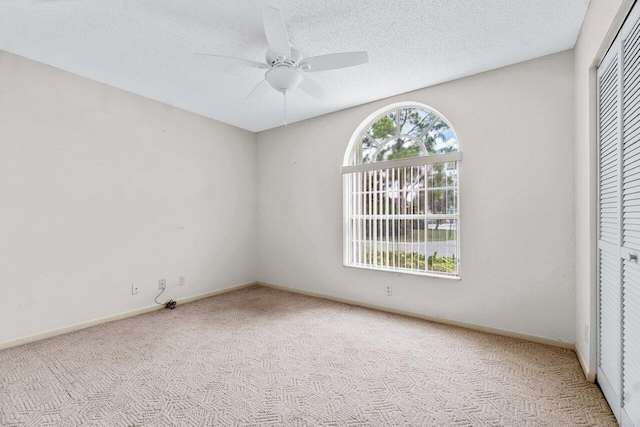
[386,285,392,296]
[159,278,166,290]
[131,283,139,295]
[178,276,186,286]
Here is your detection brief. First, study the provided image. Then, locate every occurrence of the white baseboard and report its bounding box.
[2,280,583,376]
[575,346,597,383]
[258,282,575,350]
[0,282,256,351]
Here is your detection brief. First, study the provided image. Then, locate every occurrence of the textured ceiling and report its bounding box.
[0,0,589,132]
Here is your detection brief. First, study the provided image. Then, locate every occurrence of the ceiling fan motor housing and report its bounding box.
[265,48,303,67]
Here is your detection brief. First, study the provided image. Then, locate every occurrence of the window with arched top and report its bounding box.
[342,102,462,278]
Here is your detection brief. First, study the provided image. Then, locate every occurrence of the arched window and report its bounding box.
[342,102,461,278]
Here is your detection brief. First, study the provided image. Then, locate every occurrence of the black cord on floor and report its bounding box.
[155,287,177,309]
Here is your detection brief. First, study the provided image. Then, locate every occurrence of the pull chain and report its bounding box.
[283,90,288,126]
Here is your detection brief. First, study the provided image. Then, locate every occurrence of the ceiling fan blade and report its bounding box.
[194,53,268,69]
[246,79,271,99]
[301,52,368,72]
[298,76,327,101]
[261,6,291,58]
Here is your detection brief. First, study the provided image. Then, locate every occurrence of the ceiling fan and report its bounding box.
[194,6,369,103]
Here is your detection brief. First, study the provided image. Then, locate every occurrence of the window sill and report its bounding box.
[343,263,461,280]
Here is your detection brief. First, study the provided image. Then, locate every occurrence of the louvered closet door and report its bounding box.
[598,3,640,426]
[621,7,640,426]
[597,41,623,423]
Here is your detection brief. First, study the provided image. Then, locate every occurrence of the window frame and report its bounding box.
[342,102,462,279]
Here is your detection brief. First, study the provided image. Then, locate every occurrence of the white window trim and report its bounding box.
[342,151,462,174]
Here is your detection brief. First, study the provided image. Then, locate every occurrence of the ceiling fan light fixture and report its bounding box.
[265,67,303,93]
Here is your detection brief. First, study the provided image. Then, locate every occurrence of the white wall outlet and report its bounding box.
[159,278,166,290]
[386,285,392,296]
[178,276,186,286]
[131,283,139,295]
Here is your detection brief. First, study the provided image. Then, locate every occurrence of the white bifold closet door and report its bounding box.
[598,3,640,426]
[598,32,623,424]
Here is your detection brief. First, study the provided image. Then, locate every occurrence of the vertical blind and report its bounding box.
[344,160,459,276]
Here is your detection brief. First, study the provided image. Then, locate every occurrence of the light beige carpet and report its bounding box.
[0,285,615,426]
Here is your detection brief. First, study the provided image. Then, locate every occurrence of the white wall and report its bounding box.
[0,51,258,344]
[257,51,576,344]
[573,0,634,378]
[1,28,607,357]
